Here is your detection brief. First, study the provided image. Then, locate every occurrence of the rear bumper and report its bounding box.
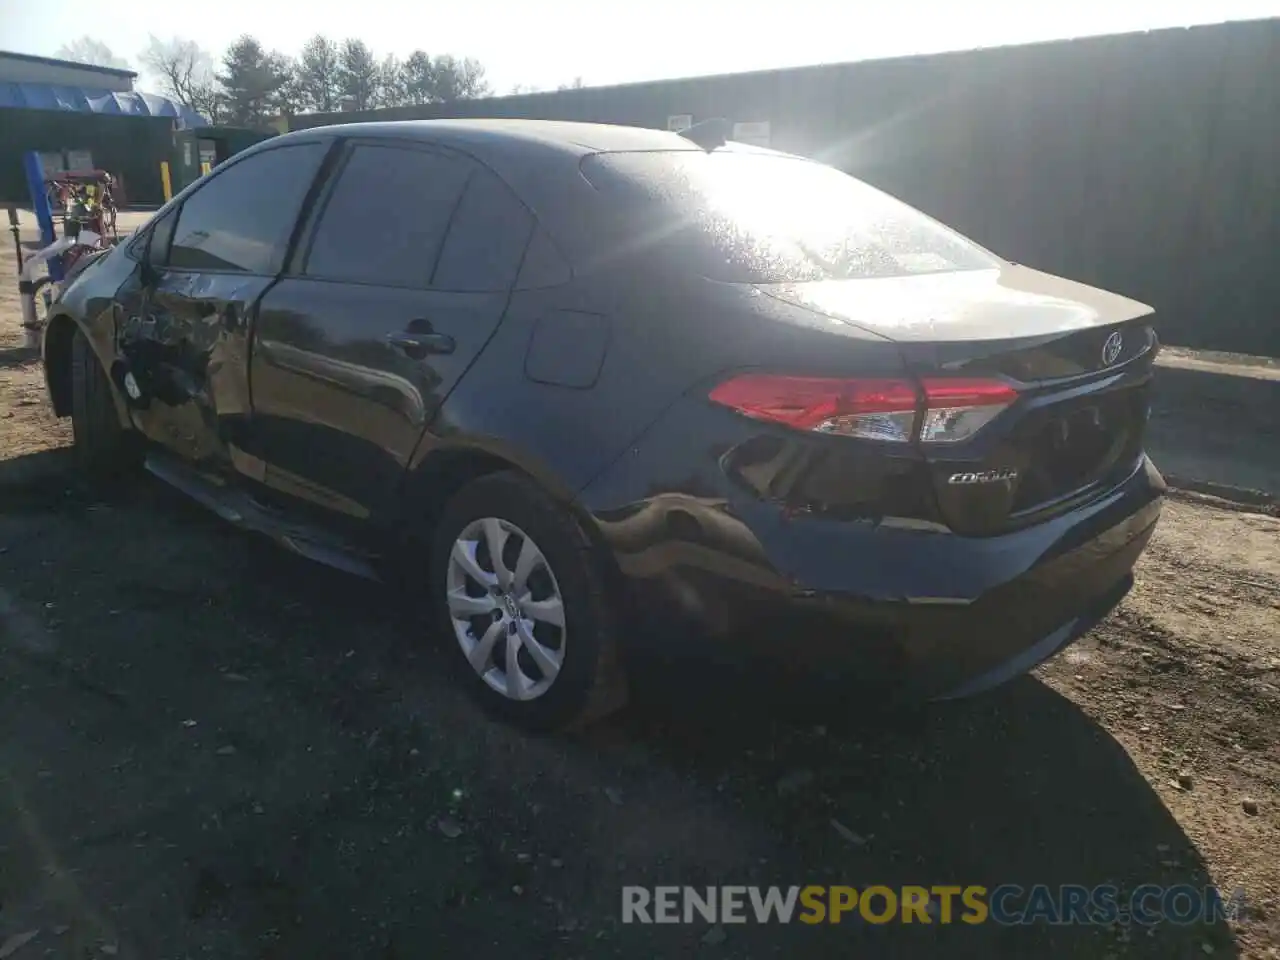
[582,414,1164,698]
[934,571,1132,700]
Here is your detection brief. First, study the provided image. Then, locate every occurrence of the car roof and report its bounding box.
[276,118,704,160]
[269,119,710,263]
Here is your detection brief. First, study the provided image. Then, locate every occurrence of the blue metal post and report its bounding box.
[22,150,63,282]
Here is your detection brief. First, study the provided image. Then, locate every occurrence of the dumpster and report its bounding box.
[171,126,274,192]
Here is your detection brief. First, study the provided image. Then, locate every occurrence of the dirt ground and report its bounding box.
[0,219,1277,959]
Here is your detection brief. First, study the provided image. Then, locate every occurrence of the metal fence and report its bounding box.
[306,17,1280,358]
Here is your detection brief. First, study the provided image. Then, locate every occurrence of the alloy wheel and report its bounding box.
[445,517,567,701]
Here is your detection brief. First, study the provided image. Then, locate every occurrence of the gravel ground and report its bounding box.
[1,216,1277,959]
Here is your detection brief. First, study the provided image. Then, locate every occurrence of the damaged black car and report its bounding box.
[40,119,1165,731]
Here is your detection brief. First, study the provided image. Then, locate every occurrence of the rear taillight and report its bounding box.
[917,378,1019,443]
[707,375,919,441]
[708,374,1017,443]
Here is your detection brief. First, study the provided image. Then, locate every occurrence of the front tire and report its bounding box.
[428,471,627,732]
[69,327,136,477]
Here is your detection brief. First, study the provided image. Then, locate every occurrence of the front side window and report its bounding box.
[168,142,328,274]
[580,150,999,283]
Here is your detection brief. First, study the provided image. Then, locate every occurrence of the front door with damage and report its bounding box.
[114,140,331,474]
[121,270,275,466]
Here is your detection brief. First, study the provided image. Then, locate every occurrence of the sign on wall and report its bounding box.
[667,114,693,132]
[37,152,66,178]
[66,149,94,173]
[732,121,771,147]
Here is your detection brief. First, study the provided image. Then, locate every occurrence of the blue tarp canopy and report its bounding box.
[0,82,207,128]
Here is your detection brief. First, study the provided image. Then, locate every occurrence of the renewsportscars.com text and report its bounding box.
[622,884,1244,926]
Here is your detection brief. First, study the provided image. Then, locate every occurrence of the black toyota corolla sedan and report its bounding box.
[40,118,1164,730]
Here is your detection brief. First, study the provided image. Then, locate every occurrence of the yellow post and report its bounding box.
[200,161,211,177]
[159,161,173,201]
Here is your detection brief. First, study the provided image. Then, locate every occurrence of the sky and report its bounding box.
[2,0,1278,97]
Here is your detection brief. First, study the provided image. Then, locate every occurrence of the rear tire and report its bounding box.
[70,326,136,478]
[427,471,628,732]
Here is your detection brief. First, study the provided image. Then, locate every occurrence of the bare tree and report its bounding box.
[139,35,224,122]
[56,37,131,70]
[556,77,585,91]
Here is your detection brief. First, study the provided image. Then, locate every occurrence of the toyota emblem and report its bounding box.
[1101,331,1124,367]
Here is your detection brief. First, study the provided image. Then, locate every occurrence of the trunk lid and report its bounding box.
[760,265,1159,535]
[758,264,1152,348]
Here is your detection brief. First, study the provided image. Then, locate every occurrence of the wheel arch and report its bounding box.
[398,441,624,588]
[42,309,79,417]
[43,309,132,428]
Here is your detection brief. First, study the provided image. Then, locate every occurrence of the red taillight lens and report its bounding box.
[708,375,920,441]
[708,374,1016,443]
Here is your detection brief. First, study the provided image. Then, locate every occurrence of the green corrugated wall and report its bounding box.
[0,108,175,207]
[293,17,1280,357]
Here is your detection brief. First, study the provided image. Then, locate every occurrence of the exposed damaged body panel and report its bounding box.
[112,267,271,466]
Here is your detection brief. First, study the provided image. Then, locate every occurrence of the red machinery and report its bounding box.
[17,169,123,345]
[44,169,121,248]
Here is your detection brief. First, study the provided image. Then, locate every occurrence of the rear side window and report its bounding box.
[579,151,998,283]
[432,167,533,292]
[168,143,327,274]
[304,144,472,287]
[516,226,572,290]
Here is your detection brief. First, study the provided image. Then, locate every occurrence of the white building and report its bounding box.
[0,50,137,93]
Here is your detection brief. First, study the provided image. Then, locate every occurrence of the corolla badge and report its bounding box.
[1101,330,1124,367]
[947,468,1019,485]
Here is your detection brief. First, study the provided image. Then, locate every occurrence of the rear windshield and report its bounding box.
[579,150,998,283]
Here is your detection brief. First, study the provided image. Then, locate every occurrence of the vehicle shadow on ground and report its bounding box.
[0,448,73,483]
[615,654,1239,954]
[0,449,79,512]
[0,345,40,369]
[228,524,1238,957]
[0,460,1240,959]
